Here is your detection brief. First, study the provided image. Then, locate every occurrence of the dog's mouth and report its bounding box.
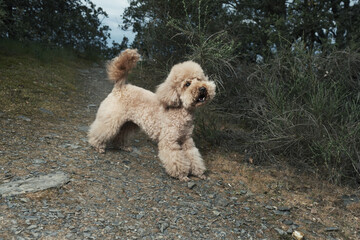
[197,94,207,103]
[196,87,207,103]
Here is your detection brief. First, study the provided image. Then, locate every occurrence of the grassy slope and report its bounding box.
[0,41,86,119]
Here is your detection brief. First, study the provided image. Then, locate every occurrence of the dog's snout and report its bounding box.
[199,87,206,93]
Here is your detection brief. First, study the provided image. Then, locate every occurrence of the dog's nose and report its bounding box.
[199,87,206,93]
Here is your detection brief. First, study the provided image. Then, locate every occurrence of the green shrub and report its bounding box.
[244,43,360,183]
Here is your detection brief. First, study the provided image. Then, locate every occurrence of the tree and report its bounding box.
[122,0,227,63]
[0,0,110,54]
[105,37,129,58]
[0,0,5,27]
[123,0,360,62]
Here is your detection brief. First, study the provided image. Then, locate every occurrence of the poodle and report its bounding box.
[88,49,216,181]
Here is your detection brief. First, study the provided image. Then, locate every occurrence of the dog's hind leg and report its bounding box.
[111,121,139,151]
[88,117,126,153]
[158,140,191,181]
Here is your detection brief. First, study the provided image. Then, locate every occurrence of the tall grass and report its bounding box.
[244,43,360,183]
[173,24,360,183]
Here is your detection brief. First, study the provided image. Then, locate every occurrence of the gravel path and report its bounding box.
[0,66,358,240]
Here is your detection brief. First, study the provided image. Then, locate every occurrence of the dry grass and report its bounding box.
[206,149,360,239]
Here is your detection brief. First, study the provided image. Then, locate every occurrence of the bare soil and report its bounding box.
[0,65,359,240]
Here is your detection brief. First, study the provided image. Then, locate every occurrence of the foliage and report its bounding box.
[122,0,360,184]
[244,43,360,183]
[123,0,227,63]
[0,0,5,27]
[105,37,129,59]
[0,0,110,57]
[124,0,360,62]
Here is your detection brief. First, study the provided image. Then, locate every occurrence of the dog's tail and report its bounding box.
[107,49,140,87]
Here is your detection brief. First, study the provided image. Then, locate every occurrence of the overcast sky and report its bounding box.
[90,0,135,46]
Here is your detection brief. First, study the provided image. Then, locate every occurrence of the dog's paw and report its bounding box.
[120,146,133,152]
[197,174,207,180]
[179,176,190,182]
[191,168,206,179]
[95,147,106,154]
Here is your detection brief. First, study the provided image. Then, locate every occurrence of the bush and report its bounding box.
[244,43,360,183]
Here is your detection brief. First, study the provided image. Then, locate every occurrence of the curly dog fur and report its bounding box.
[88,49,216,181]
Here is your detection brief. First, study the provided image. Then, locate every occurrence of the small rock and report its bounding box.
[159,222,169,233]
[39,108,54,115]
[341,194,359,206]
[87,104,97,109]
[260,223,268,230]
[187,182,196,189]
[31,232,39,238]
[283,219,293,225]
[130,147,141,157]
[265,205,274,210]
[274,227,286,236]
[0,172,70,197]
[136,211,145,219]
[17,116,31,122]
[274,209,290,216]
[245,190,254,196]
[33,159,46,164]
[292,230,304,240]
[239,190,247,195]
[278,206,291,211]
[65,233,73,238]
[69,144,80,149]
[213,210,221,216]
[325,227,339,232]
[215,197,229,207]
[208,194,216,199]
[27,224,37,230]
[235,220,244,227]
[19,198,29,203]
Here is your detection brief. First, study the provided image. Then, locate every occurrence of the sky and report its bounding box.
[89,0,135,46]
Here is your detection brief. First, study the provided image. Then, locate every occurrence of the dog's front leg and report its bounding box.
[183,138,206,179]
[158,140,191,181]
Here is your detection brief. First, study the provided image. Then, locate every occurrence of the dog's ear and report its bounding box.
[156,81,181,107]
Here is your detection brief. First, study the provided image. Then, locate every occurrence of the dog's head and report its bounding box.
[156,61,216,109]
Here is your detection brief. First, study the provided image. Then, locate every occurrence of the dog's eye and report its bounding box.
[185,82,191,87]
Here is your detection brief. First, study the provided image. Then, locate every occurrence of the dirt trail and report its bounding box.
[0,66,359,240]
